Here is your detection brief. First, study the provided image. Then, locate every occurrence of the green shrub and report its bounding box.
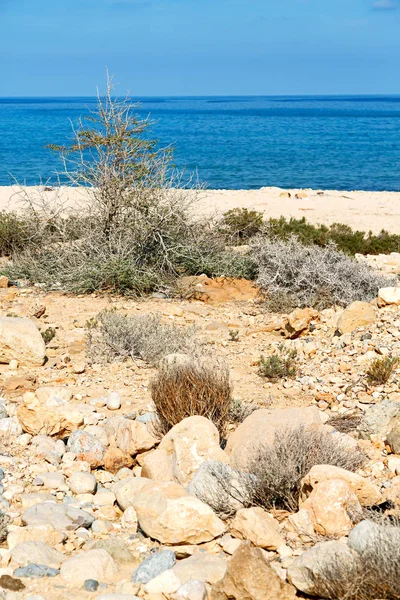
[219,208,264,244]
[258,345,297,380]
[0,212,31,256]
[264,216,400,256]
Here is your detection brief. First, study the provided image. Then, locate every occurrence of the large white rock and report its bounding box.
[0,316,46,366]
[230,507,285,550]
[159,416,229,486]
[131,480,226,544]
[60,549,117,586]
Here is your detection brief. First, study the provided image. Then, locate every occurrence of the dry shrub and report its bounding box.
[86,309,199,366]
[366,356,400,386]
[252,235,396,309]
[150,355,232,437]
[329,413,362,434]
[246,426,366,512]
[228,398,257,424]
[318,521,400,599]
[0,511,9,543]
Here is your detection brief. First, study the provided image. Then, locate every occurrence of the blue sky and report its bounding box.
[0,0,400,96]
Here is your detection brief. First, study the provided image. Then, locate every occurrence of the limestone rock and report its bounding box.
[348,519,400,558]
[103,447,134,474]
[172,553,227,585]
[378,287,400,307]
[230,507,284,550]
[141,448,174,481]
[11,541,64,568]
[287,541,359,597]
[113,476,150,512]
[7,525,66,550]
[301,479,363,536]
[132,480,226,544]
[22,501,94,531]
[358,399,400,439]
[226,407,324,469]
[159,416,229,486]
[387,422,400,453]
[115,419,158,456]
[144,569,181,595]
[175,580,207,600]
[211,541,296,600]
[17,402,84,438]
[67,430,105,467]
[336,301,376,335]
[0,317,46,366]
[300,464,382,507]
[60,549,117,586]
[68,472,97,495]
[284,308,319,339]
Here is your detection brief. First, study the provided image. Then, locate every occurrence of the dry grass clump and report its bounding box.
[150,355,232,437]
[318,522,400,599]
[366,356,400,386]
[0,511,9,543]
[329,413,362,434]
[258,345,297,381]
[246,426,366,512]
[86,309,198,367]
[251,235,396,309]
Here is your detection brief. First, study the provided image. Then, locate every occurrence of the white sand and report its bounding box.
[1,185,400,234]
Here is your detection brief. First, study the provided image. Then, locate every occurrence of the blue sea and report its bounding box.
[1,96,400,190]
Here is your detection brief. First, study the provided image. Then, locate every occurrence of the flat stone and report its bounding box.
[131,550,176,584]
[14,564,59,579]
[22,501,94,531]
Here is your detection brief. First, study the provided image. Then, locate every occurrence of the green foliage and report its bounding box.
[41,327,56,345]
[0,212,31,256]
[366,356,400,386]
[228,329,240,342]
[258,345,297,380]
[220,208,264,244]
[265,216,400,256]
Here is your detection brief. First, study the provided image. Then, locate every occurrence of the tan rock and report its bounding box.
[7,525,66,550]
[300,464,382,507]
[103,447,134,474]
[301,479,363,536]
[0,316,46,366]
[173,553,227,585]
[115,419,158,456]
[11,541,64,568]
[284,308,319,339]
[17,402,84,438]
[141,448,175,481]
[132,480,226,544]
[60,549,117,586]
[211,541,296,600]
[378,287,400,307]
[336,301,376,334]
[226,407,324,470]
[113,476,150,512]
[230,507,284,550]
[159,416,229,486]
[0,276,9,288]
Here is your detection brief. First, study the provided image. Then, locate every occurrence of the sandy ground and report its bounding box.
[1,185,400,234]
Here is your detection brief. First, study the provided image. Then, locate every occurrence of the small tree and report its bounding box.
[3,76,251,293]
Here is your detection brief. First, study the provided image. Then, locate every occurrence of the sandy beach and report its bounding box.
[1,185,400,234]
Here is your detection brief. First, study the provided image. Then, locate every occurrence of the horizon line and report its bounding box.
[2,93,400,100]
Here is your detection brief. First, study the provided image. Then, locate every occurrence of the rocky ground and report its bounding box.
[1,257,400,600]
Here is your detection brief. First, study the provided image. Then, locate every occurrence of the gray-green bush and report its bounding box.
[251,235,396,309]
[86,309,199,366]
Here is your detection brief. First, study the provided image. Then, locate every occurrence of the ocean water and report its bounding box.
[1,96,400,190]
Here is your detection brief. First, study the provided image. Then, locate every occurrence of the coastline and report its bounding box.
[1,185,400,234]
